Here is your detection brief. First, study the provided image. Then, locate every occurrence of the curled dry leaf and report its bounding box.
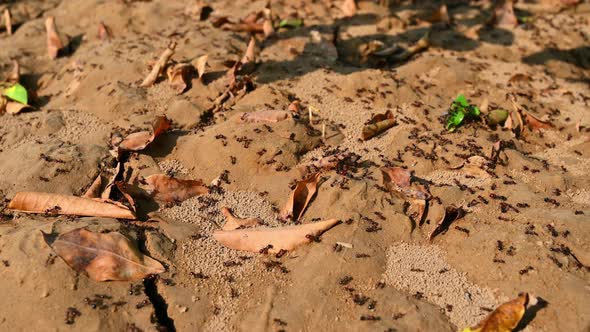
[213,219,340,253]
[281,172,321,222]
[83,175,103,198]
[43,228,165,281]
[166,63,193,94]
[362,110,396,140]
[145,174,209,204]
[428,205,465,240]
[341,0,357,17]
[238,110,291,123]
[98,21,113,41]
[220,207,262,231]
[463,293,529,332]
[140,41,177,87]
[118,116,172,152]
[3,9,12,35]
[8,192,136,219]
[241,37,257,64]
[194,54,208,80]
[492,0,518,28]
[45,16,64,60]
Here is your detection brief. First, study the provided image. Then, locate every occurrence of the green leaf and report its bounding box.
[3,83,28,105]
[279,18,303,28]
[454,94,469,108]
[446,110,465,132]
[468,105,480,117]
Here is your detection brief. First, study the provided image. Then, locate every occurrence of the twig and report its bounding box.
[140,40,177,87]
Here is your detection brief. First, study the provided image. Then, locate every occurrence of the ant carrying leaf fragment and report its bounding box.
[446,94,480,132]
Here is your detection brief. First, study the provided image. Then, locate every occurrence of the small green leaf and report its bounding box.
[468,105,480,117]
[279,18,303,28]
[3,83,28,105]
[446,111,465,132]
[454,94,469,108]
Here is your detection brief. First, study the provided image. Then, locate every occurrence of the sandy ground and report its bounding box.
[1,0,590,331]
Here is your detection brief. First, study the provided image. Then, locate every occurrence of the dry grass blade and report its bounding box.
[464,293,529,332]
[213,219,340,253]
[118,116,171,152]
[220,207,262,231]
[238,110,291,123]
[45,16,64,60]
[43,228,165,281]
[140,41,177,87]
[362,110,396,140]
[145,174,209,204]
[8,192,136,219]
[4,9,12,35]
[281,172,321,221]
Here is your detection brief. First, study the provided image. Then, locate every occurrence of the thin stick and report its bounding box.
[308,106,313,125]
[140,41,177,87]
[322,123,326,140]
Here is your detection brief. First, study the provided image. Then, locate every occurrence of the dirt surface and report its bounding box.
[1,0,590,331]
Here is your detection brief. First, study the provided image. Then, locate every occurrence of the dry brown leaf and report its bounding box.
[263,19,274,38]
[211,16,232,28]
[227,22,264,33]
[195,54,208,80]
[118,116,172,152]
[101,162,122,200]
[381,167,430,200]
[98,21,113,41]
[5,102,33,115]
[491,0,518,28]
[166,63,193,94]
[8,192,136,219]
[281,172,321,222]
[342,0,357,17]
[523,111,553,131]
[7,60,19,84]
[428,205,465,240]
[394,33,430,62]
[213,219,340,253]
[3,9,12,35]
[362,110,396,140]
[140,41,176,87]
[238,110,291,123]
[241,37,257,64]
[508,73,531,85]
[145,174,209,204]
[464,293,529,332]
[221,207,262,231]
[407,199,427,225]
[83,175,103,198]
[288,100,301,113]
[114,181,137,212]
[505,110,523,136]
[45,16,64,60]
[450,156,492,178]
[43,228,164,281]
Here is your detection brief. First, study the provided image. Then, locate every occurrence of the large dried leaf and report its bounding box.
[43,228,165,281]
[221,207,262,231]
[145,174,209,204]
[213,219,340,253]
[523,111,553,131]
[362,110,396,140]
[118,116,171,152]
[463,293,529,332]
[492,0,518,28]
[281,172,321,221]
[45,16,64,60]
[8,192,136,219]
[238,110,291,123]
[140,41,176,87]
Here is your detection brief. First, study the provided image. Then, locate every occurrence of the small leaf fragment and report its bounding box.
[281,172,321,222]
[3,83,28,104]
[278,18,303,28]
[43,228,165,281]
[145,174,209,204]
[362,110,396,140]
[221,207,262,231]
